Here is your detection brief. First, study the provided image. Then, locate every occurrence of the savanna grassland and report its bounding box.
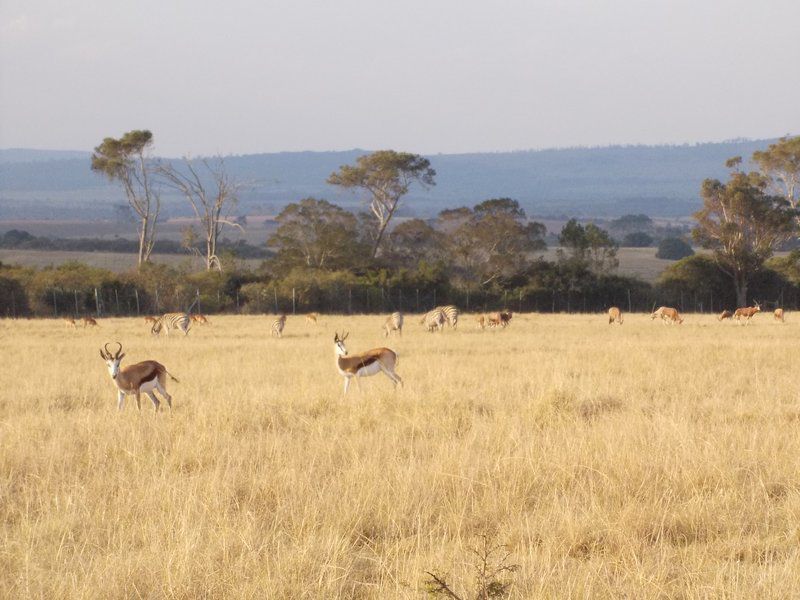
[2,312,800,598]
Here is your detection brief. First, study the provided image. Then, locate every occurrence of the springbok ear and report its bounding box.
[118,353,126,361]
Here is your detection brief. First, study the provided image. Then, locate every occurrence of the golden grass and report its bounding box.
[2,312,800,598]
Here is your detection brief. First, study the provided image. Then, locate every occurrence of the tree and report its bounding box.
[752,136,800,217]
[91,130,159,267]
[558,219,618,273]
[267,198,363,270]
[693,171,796,306]
[447,199,546,289]
[608,214,654,236]
[656,237,694,260]
[622,232,653,247]
[327,150,436,258]
[159,158,244,271]
[384,219,445,268]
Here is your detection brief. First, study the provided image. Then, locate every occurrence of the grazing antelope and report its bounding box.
[476,314,486,329]
[144,316,158,325]
[650,306,683,324]
[383,311,403,337]
[333,332,402,395]
[420,308,446,332]
[64,318,77,329]
[306,312,319,325]
[151,313,191,336]
[608,306,623,325]
[82,317,99,328]
[733,303,761,325]
[718,310,733,321]
[190,314,209,325]
[436,305,460,329]
[271,314,286,337]
[99,342,177,412]
[486,311,513,328]
[774,308,785,322]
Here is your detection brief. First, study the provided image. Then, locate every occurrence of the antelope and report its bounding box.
[271,315,286,337]
[151,313,191,336]
[774,308,785,322]
[436,305,460,329]
[421,308,446,332]
[306,312,319,325]
[333,332,402,395]
[144,316,158,325]
[99,342,177,412]
[190,314,209,325]
[486,311,512,328]
[650,306,683,324]
[476,314,486,330]
[83,317,99,328]
[733,302,761,325]
[608,306,623,325]
[383,312,403,337]
[718,310,733,321]
[64,318,77,329]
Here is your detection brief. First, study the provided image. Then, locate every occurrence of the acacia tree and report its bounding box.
[91,130,159,267]
[753,136,800,217]
[327,150,436,258]
[693,170,796,306]
[268,198,363,270]
[158,158,244,271]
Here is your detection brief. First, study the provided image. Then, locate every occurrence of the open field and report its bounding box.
[0,246,675,282]
[2,312,800,598]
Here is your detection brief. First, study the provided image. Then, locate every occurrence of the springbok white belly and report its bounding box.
[356,362,383,377]
[121,378,159,394]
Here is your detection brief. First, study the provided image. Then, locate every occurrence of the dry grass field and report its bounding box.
[2,312,800,598]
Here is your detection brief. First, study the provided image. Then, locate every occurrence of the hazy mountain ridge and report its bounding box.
[0,139,777,219]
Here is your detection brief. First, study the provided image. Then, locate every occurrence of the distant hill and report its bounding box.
[0,139,778,220]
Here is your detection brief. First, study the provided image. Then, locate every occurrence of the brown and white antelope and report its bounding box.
[151,313,191,336]
[774,308,785,322]
[383,311,403,337]
[733,302,761,325]
[306,312,319,325]
[83,317,99,328]
[718,310,733,321]
[608,306,623,325]
[486,311,513,328]
[190,313,209,325]
[333,332,402,395]
[64,318,77,329]
[271,315,286,337]
[476,314,486,330]
[99,342,177,412]
[420,308,446,332]
[650,306,683,324]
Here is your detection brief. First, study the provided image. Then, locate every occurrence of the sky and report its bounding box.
[1,0,798,157]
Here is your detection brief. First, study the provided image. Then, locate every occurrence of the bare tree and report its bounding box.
[159,158,244,271]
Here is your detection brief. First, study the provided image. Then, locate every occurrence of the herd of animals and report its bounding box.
[82,301,787,412]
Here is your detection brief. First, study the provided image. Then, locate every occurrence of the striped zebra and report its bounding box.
[420,308,446,332]
[271,315,286,338]
[151,313,191,336]
[383,311,403,337]
[436,305,459,329]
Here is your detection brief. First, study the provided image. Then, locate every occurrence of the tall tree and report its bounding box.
[268,198,363,270]
[91,130,159,267]
[158,158,244,271]
[752,136,800,215]
[693,170,796,306]
[558,219,619,273]
[327,150,436,258]
[384,218,445,268]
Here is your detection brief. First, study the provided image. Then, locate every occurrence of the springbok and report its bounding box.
[608,307,623,325]
[306,312,319,325]
[333,332,402,395]
[476,314,486,330]
[734,302,761,325]
[190,314,209,325]
[64,318,77,329]
[383,312,403,337]
[99,342,177,412]
[83,317,99,328]
[271,315,286,337]
[718,310,733,321]
[774,308,785,322]
[650,306,683,324]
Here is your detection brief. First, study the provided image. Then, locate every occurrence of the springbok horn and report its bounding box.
[343,332,349,340]
[99,348,107,360]
[104,342,113,357]
[113,342,123,359]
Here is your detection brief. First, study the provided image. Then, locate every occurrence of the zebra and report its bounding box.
[383,312,403,337]
[420,308,446,333]
[151,313,191,336]
[436,305,459,329]
[271,315,286,338]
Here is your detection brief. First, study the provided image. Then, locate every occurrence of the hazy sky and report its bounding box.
[1,0,798,156]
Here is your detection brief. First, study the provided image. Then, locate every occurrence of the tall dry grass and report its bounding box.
[1,312,800,598]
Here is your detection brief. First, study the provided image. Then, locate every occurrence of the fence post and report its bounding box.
[155,287,160,313]
[94,288,100,317]
[433,289,437,309]
[74,290,79,317]
[134,289,140,316]
[348,288,352,314]
[196,288,201,314]
[273,286,278,314]
[115,288,120,314]
[236,291,240,312]
[52,289,58,317]
[292,287,296,315]
[416,289,419,312]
